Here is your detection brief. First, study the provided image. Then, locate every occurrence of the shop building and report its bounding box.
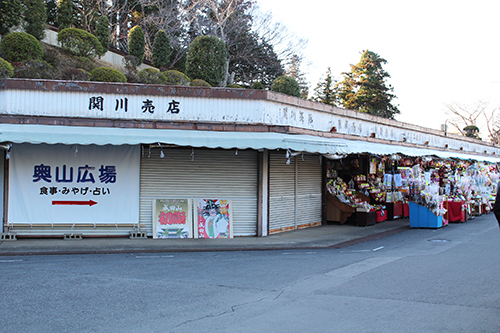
[0,78,499,239]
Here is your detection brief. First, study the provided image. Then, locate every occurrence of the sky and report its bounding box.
[256,0,500,132]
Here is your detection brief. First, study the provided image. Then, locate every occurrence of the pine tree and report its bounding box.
[23,0,47,40]
[152,29,170,69]
[336,50,400,119]
[284,54,309,99]
[128,25,145,65]
[57,0,73,30]
[0,0,22,36]
[313,67,337,106]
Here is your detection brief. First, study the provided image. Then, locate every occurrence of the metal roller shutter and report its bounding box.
[269,151,296,233]
[296,154,322,228]
[140,147,258,237]
[269,151,322,234]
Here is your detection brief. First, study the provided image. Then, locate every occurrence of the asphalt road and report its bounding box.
[2,214,500,333]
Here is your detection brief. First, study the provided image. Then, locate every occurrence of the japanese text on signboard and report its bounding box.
[33,164,116,196]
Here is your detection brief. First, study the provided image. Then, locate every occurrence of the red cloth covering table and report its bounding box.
[376,209,387,222]
[444,200,466,223]
[403,203,409,217]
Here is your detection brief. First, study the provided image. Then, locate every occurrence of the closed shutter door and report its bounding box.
[296,154,322,227]
[140,147,258,236]
[269,152,322,233]
[269,151,296,233]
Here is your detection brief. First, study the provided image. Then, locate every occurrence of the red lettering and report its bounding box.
[158,211,186,225]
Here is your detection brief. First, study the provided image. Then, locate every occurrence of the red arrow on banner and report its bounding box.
[52,200,98,207]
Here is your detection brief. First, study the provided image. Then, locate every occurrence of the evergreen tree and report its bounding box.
[45,0,58,26]
[152,29,170,68]
[0,0,22,36]
[313,67,337,106]
[128,25,145,65]
[94,15,110,55]
[336,50,400,119]
[284,54,309,99]
[23,0,47,40]
[57,0,73,30]
[271,75,301,97]
[186,35,227,87]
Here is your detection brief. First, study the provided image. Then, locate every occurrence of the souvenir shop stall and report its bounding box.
[325,153,500,228]
[326,155,389,227]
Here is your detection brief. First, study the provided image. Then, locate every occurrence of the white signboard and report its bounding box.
[8,144,140,224]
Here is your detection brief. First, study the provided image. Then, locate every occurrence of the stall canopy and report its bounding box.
[0,124,349,155]
[0,124,497,163]
[343,139,500,163]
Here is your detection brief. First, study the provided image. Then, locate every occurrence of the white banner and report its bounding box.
[8,144,140,224]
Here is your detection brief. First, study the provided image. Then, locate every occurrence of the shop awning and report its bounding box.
[342,139,500,163]
[0,124,498,162]
[0,124,349,155]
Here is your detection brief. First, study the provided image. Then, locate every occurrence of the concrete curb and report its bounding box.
[0,225,411,256]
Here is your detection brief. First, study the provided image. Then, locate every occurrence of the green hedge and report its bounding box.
[138,68,167,84]
[190,79,211,87]
[0,58,14,78]
[0,32,43,62]
[163,70,190,86]
[57,28,103,58]
[90,67,126,83]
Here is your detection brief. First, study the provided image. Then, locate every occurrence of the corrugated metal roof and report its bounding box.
[0,124,497,162]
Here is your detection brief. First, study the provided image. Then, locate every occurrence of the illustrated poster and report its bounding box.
[196,199,232,238]
[153,199,192,239]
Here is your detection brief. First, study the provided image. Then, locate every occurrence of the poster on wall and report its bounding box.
[8,144,140,225]
[195,199,233,239]
[153,199,192,239]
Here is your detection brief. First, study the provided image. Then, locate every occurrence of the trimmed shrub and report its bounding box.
[13,59,54,79]
[163,70,190,86]
[22,0,47,40]
[0,57,14,78]
[190,79,211,87]
[152,29,170,68]
[75,56,98,72]
[0,32,43,62]
[90,67,126,83]
[226,84,242,88]
[122,55,140,69]
[94,15,110,55]
[186,35,227,87]
[251,81,264,90]
[128,26,145,65]
[124,67,140,83]
[270,76,301,97]
[42,46,61,67]
[57,28,103,58]
[62,68,91,81]
[138,68,167,84]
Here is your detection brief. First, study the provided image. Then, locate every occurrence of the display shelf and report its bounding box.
[326,193,355,224]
